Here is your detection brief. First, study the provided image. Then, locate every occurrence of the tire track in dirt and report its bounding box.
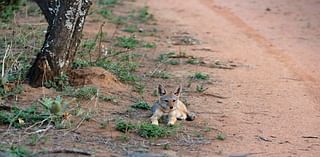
[200,0,320,106]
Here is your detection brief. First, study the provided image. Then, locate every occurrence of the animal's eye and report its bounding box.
[164,100,169,102]
[172,100,176,102]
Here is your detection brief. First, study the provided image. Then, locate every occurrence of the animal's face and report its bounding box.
[158,84,181,112]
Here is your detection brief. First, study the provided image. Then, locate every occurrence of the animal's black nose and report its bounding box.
[170,106,173,109]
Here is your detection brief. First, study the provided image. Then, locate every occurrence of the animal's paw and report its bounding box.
[167,121,175,126]
[151,121,159,125]
[177,114,187,120]
[186,112,196,121]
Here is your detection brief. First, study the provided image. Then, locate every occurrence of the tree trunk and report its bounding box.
[27,0,92,87]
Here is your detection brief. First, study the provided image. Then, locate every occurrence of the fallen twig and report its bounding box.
[64,117,86,135]
[302,136,319,139]
[202,93,230,99]
[26,125,53,135]
[34,148,92,156]
[1,44,12,78]
[192,48,215,52]
[257,135,272,142]
[168,54,196,59]
[24,117,51,133]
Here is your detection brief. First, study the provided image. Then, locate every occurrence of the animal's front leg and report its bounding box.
[151,110,162,125]
[168,111,177,125]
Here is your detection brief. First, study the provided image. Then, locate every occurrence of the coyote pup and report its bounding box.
[150,84,195,125]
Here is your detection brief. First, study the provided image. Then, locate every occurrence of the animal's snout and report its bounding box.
[170,106,173,109]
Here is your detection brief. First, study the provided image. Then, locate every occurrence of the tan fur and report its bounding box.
[150,85,195,125]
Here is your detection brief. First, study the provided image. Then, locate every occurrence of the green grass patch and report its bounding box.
[119,53,143,61]
[131,101,150,110]
[0,105,48,128]
[98,95,118,103]
[98,9,114,19]
[115,119,136,133]
[122,25,139,33]
[115,36,139,49]
[150,71,172,79]
[96,58,140,83]
[72,59,91,69]
[186,58,201,65]
[74,86,98,100]
[196,84,207,93]
[44,73,70,91]
[143,42,156,48]
[9,145,32,157]
[114,120,179,139]
[98,0,119,6]
[167,60,180,65]
[191,72,209,80]
[216,133,226,141]
[129,7,154,23]
[157,52,176,63]
[137,123,172,138]
[0,0,25,22]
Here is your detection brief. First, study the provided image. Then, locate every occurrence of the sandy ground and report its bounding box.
[145,0,320,156]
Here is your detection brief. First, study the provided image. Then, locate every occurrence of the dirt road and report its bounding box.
[146,0,320,156]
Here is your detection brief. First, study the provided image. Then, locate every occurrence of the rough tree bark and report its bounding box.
[27,0,92,87]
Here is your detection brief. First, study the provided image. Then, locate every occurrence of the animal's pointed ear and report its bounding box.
[174,85,182,97]
[158,84,167,96]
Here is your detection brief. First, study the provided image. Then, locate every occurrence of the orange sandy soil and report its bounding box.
[1,0,320,157]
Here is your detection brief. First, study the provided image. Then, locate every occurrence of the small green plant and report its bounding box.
[192,72,209,80]
[203,126,213,132]
[167,60,180,65]
[39,96,64,115]
[131,101,150,110]
[45,73,70,90]
[133,82,145,95]
[186,58,200,65]
[129,7,154,23]
[196,84,207,93]
[115,119,136,133]
[137,123,170,138]
[157,52,176,63]
[150,71,172,79]
[9,145,32,157]
[119,53,142,61]
[98,0,119,6]
[126,107,136,113]
[115,36,139,49]
[163,143,171,150]
[98,9,113,19]
[81,110,95,121]
[27,134,40,146]
[110,15,127,25]
[143,42,156,48]
[0,0,25,22]
[0,105,48,128]
[95,58,143,94]
[193,131,204,138]
[0,84,23,99]
[122,25,138,33]
[95,59,140,83]
[74,86,98,100]
[99,120,109,129]
[118,133,130,142]
[216,133,226,141]
[72,59,91,69]
[98,95,118,103]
